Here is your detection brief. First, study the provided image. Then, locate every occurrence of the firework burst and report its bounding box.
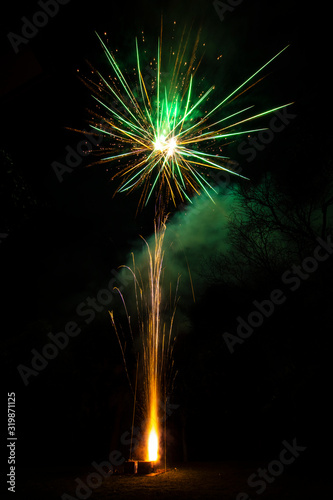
[80,29,291,212]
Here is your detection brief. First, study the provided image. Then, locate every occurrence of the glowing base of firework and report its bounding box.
[138,461,155,474]
[124,460,154,475]
[124,408,162,474]
[148,427,159,462]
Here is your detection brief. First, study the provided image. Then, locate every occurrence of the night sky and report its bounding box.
[1,0,332,479]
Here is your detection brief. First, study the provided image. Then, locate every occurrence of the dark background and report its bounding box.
[1,0,331,475]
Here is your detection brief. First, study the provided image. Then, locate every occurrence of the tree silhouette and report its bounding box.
[205,171,333,290]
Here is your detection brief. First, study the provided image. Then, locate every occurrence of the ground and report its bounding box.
[15,461,329,499]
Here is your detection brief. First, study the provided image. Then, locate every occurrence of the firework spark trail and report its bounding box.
[112,220,179,461]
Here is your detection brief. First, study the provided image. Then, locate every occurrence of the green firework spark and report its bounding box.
[83,30,292,210]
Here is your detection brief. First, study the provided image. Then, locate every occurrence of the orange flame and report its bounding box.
[148,427,158,462]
